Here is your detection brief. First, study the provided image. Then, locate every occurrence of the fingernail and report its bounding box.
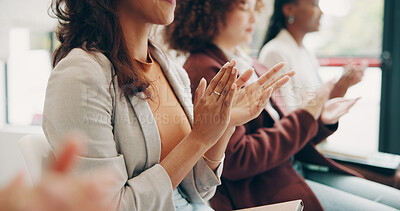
[223,62,229,68]
[231,83,236,89]
[232,67,237,75]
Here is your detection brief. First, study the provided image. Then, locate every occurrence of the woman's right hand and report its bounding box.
[302,80,335,120]
[191,60,237,147]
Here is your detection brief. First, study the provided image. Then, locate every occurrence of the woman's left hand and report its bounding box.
[340,63,366,88]
[330,62,366,98]
[228,63,295,127]
[320,97,360,125]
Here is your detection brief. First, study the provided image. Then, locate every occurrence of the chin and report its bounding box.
[153,14,174,25]
[245,36,253,44]
[165,15,175,25]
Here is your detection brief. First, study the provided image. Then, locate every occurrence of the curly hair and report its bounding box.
[164,0,264,54]
[50,0,150,98]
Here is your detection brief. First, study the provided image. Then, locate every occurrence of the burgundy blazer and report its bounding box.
[183,44,362,211]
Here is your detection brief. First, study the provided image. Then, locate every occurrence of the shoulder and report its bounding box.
[52,48,113,85]
[259,39,287,60]
[184,51,221,74]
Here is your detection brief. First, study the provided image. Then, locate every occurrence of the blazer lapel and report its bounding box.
[127,92,161,168]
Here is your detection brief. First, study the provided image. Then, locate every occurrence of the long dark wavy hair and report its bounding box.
[50,0,150,98]
[262,0,297,47]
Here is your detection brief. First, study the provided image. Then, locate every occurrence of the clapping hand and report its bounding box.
[192,60,237,146]
[341,62,367,88]
[228,62,295,127]
[331,62,367,98]
[321,97,360,125]
[302,80,335,120]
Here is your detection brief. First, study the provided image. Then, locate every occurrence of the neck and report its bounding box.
[118,8,151,62]
[213,35,237,54]
[285,25,306,47]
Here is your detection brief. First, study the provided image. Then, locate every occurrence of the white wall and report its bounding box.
[0,61,5,128]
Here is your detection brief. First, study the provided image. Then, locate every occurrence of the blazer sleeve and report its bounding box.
[222,109,319,181]
[42,50,174,211]
[310,119,339,145]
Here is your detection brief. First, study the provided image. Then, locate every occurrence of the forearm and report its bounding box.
[160,133,209,189]
[330,79,349,98]
[203,127,236,170]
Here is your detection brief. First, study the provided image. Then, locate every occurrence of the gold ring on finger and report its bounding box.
[213,90,221,96]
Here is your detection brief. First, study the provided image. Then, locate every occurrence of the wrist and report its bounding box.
[186,131,212,151]
[225,126,236,136]
[336,78,350,90]
[202,153,225,165]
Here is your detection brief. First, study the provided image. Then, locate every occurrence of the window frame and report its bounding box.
[378,0,400,155]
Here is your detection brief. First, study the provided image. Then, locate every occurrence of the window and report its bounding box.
[7,29,53,126]
[1,0,56,126]
[307,0,384,156]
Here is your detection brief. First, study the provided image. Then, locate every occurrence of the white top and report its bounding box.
[259,29,322,111]
[219,46,281,122]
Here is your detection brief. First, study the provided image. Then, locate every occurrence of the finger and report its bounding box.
[218,67,238,102]
[204,62,228,96]
[220,83,237,115]
[258,87,273,110]
[205,60,235,97]
[269,75,291,92]
[263,71,294,90]
[347,97,361,109]
[257,62,285,86]
[194,78,207,107]
[51,134,84,173]
[236,68,254,88]
[211,64,235,101]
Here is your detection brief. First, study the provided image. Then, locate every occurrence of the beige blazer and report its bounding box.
[43,43,222,211]
[259,29,322,111]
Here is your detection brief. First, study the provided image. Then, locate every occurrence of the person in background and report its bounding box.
[42,0,289,210]
[259,0,366,112]
[164,0,400,210]
[259,0,400,210]
[0,134,115,211]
